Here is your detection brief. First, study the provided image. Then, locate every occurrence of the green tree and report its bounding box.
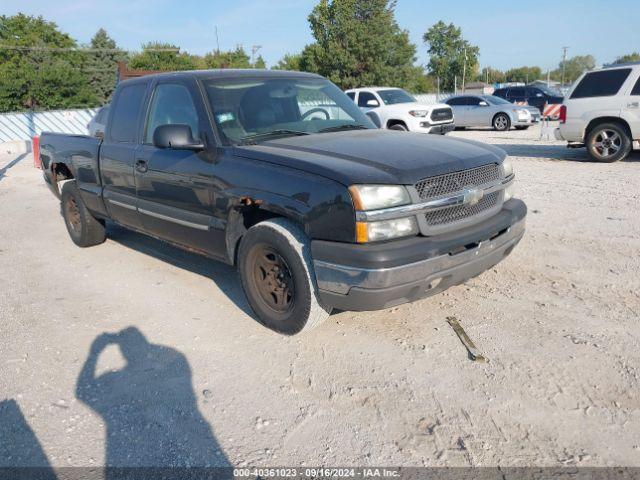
[551,54,595,84]
[0,13,97,111]
[477,67,505,84]
[504,65,542,84]
[273,53,303,71]
[423,21,479,92]
[304,0,426,90]
[85,28,126,105]
[204,46,265,69]
[128,42,197,71]
[609,52,640,66]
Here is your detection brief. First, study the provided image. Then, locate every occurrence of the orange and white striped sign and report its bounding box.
[543,103,562,119]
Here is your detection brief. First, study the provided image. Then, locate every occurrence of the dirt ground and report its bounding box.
[1,124,639,468]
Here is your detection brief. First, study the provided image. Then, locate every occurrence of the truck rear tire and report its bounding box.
[586,122,632,162]
[238,218,331,335]
[61,181,106,247]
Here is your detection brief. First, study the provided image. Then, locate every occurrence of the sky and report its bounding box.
[4,0,639,72]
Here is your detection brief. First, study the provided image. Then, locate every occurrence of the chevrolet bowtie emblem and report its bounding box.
[462,187,484,206]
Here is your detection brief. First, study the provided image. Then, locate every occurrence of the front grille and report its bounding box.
[430,108,453,122]
[415,163,500,200]
[424,191,500,226]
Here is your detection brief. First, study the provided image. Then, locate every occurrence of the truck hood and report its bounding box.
[233,129,506,186]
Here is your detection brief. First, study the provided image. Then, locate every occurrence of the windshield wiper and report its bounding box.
[239,129,310,145]
[318,124,368,133]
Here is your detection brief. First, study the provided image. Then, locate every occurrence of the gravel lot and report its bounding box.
[1,124,639,468]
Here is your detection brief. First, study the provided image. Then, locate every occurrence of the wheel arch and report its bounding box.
[584,117,632,141]
[386,118,408,130]
[225,191,310,266]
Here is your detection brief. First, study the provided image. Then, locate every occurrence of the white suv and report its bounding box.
[345,87,455,135]
[555,63,640,162]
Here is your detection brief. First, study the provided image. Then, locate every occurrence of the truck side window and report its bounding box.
[145,83,200,144]
[358,91,378,107]
[571,69,632,99]
[346,92,355,101]
[109,84,146,143]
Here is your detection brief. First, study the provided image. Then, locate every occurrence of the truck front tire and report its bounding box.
[61,181,106,247]
[238,218,331,335]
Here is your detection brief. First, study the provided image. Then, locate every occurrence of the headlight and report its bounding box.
[349,185,411,211]
[504,182,516,202]
[356,217,418,243]
[409,110,429,117]
[502,158,514,177]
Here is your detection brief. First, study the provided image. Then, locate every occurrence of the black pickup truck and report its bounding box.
[41,70,526,335]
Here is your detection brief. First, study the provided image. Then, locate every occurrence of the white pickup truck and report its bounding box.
[555,63,640,162]
[345,87,455,135]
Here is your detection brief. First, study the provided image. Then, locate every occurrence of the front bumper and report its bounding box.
[425,122,456,134]
[313,199,526,311]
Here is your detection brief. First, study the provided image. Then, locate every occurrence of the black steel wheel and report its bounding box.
[61,181,106,247]
[238,218,331,335]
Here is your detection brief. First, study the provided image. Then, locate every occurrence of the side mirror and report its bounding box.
[153,124,204,151]
[479,101,489,106]
[366,99,380,107]
[94,129,104,139]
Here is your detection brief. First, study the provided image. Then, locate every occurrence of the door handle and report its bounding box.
[135,158,148,173]
[627,102,639,109]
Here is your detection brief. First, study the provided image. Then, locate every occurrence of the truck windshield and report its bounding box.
[203,77,374,145]
[377,89,416,105]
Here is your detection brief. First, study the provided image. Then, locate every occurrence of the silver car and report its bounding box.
[444,95,534,131]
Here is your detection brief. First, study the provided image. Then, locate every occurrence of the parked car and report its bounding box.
[345,87,455,134]
[40,70,525,334]
[444,95,535,130]
[555,63,640,162]
[494,85,563,112]
[87,105,109,138]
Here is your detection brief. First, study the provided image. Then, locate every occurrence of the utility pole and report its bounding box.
[561,46,569,86]
[215,25,220,54]
[251,45,262,67]
[461,47,467,93]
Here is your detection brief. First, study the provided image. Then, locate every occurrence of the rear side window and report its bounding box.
[510,88,525,97]
[632,75,640,95]
[346,91,355,101]
[571,69,632,99]
[109,84,147,142]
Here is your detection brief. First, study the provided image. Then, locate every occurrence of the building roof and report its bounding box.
[464,81,490,88]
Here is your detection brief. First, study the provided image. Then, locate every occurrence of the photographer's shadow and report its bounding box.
[75,327,229,469]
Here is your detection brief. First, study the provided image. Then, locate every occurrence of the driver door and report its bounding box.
[465,97,488,126]
[134,78,226,259]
